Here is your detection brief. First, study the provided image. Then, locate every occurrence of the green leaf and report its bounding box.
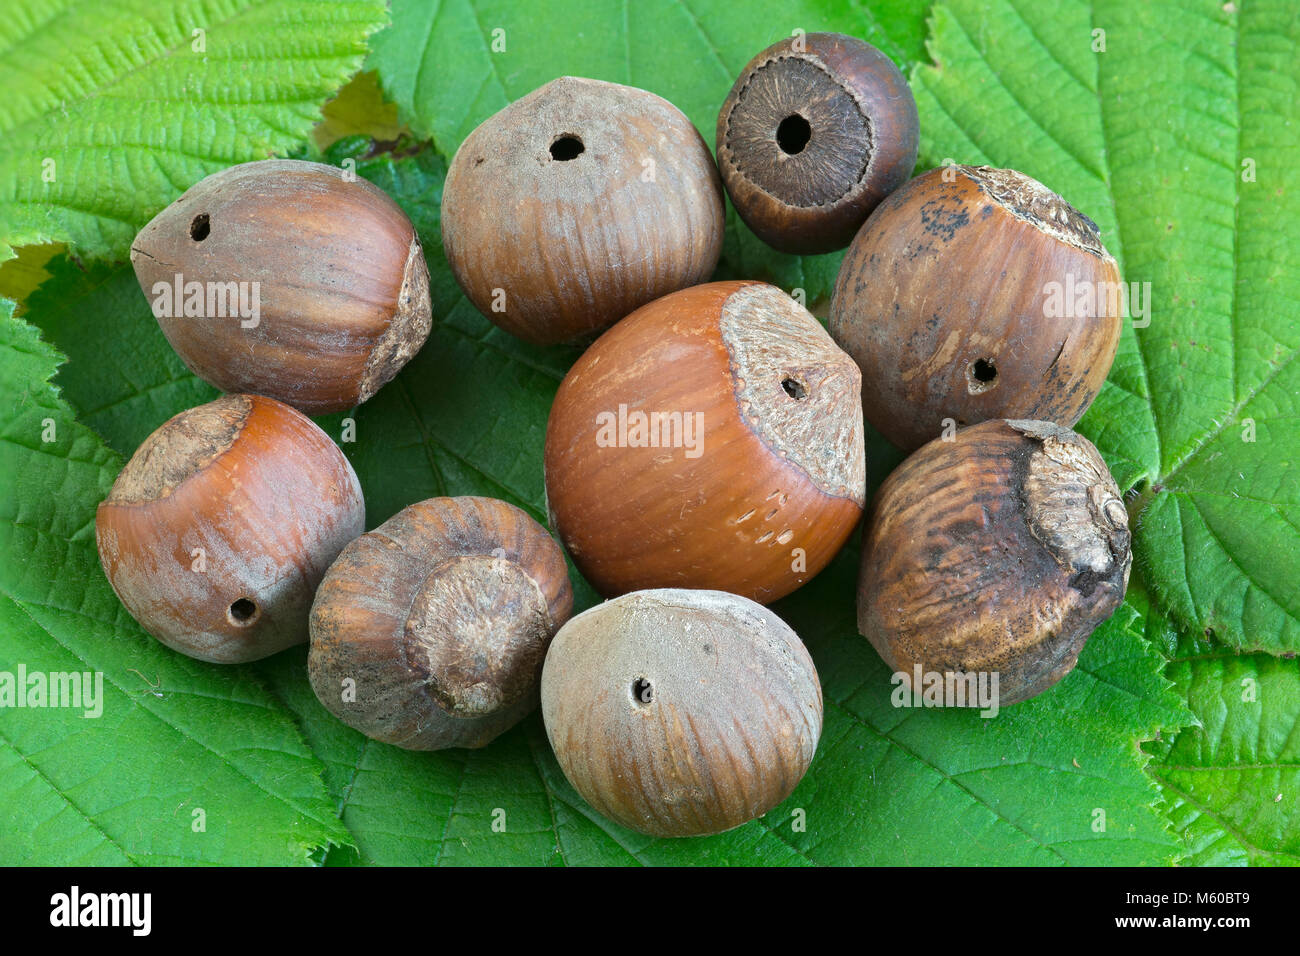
[0,301,352,864]
[24,147,1190,865]
[1151,648,1300,868]
[911,0,1300,653]
[1137,602,1300,867]
[365,0,933,304]
[0,0,389,261]
[1148,650,1300,867]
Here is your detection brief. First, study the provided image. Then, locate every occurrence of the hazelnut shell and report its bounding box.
[441,76,725,345]
[858,419,1132,705]
[95,394,365,663]
[830,164,1123,451]
[544,280,865,603]
[716,32,919,254]
[130,159,432,414]
[308,496,573,750]
[541,588,822,837]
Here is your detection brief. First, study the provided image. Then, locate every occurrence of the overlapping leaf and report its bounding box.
[1149,647,1300,867]
[1135,600,1300,867]
[0,0,388,261]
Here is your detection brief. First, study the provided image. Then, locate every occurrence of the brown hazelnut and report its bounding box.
[130,159,432,415]
[829,165,1124,451]
[95,394,365,663]
[441,76,725,345]
[544,280,865,604]
[716,32,919,255]
[308,496,573,750]
[858,419,1131,706]
[541,588,822,837]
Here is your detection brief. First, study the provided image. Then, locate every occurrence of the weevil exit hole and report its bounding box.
[781,377,808,400]
[227,598,258,626]
[776,114,812,155]
[966,358,998,394]
[190,214,210,241]
[631,677,654,705]
[550,135,585,161]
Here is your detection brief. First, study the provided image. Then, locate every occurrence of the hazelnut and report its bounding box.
[541,588,822,837]
[130,159,432,415]
[858,419,1132,706]
[308,497,573,750]
[95,394,365,663]
[441,76,725,345]
[544,280,865,603]
[829,164,1123,451]
[716,32,919,254]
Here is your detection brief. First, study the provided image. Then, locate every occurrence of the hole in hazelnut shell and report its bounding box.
[966,358,998,394]
[549,136,584,161]
[776,114,812,155]
[631,678,654,705]
[227,598,258,626]
[781,377,808,400]
[190,214,210,242]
